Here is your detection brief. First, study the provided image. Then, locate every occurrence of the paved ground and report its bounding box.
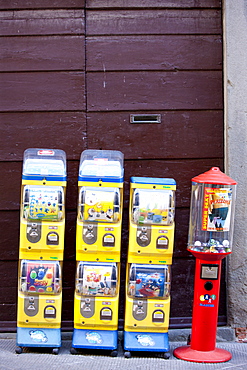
[0,330,246,370]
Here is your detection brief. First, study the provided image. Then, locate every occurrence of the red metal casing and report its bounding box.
[174,167,237,363]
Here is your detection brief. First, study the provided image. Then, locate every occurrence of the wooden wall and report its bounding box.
[0,0,225,331]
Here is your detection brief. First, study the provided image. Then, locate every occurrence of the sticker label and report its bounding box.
[29,330,48,343]
[136,334,155,347]
[25,187,61,221]
[86,332,102,344]
[202,187,232,231]
[199,294,216,307]
[129,270,166,298]
[83,189,119,222]
[38,150,54,156]
[133,190,171,225]
[80,264,116,296]
[21,261,60,294]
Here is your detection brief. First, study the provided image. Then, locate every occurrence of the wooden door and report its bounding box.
[0,0,225,331]
[85,0,225,329]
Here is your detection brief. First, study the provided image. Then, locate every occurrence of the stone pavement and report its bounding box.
[0,329,246,370]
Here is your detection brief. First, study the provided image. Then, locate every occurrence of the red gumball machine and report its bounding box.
[174,167,237,363]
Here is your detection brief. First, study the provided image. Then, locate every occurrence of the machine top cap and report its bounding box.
[22,148,66,179]
[79,149,124,181]
[192,167,237,185]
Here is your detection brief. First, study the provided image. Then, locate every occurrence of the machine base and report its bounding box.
[173,345,232,363]
[124,331,170,353]
[72,328,118,350]
[16,327,61,348]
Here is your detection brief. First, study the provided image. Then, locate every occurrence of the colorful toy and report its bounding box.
[16,148,66,354]
[124,177,176,359]
[71,150,124,356]
[174,167,237,363]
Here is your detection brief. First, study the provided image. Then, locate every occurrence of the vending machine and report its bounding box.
[16,148,66,354]
[71,149,124,356]
[124,177,176,359]
[174,167,237,363]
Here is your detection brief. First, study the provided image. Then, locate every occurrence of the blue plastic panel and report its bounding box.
[124,331,169,352]
[16,327,61,348]
[72,328,118,350]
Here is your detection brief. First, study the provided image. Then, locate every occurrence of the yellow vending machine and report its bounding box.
[124,177,176,359]
[71,149,124,356]
[16,148,66,354]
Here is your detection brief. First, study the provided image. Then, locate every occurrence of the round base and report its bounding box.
[173,345,232,363]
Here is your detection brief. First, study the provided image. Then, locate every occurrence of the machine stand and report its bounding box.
[16,327,61,355]
[71,328,118,352]
[173,346,231,363]
[124,331,170,359]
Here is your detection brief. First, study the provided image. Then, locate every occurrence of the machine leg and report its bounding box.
[70,347,78,355]
[163,351,170,359]
[124,351,132,358]
[110,349,117,357]
[15,346,23,354]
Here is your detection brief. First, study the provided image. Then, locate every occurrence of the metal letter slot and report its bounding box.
[130,114,161,124]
